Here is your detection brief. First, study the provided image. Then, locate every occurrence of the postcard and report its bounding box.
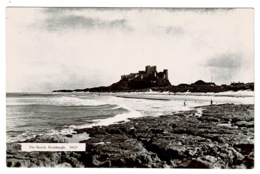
[6,7,254,168]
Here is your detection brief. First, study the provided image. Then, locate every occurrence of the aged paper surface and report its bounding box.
[1,0,258,173]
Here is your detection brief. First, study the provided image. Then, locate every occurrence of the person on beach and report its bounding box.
[211,99,213,105]
[184,100,186,106]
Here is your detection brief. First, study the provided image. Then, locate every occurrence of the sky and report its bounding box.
[6,8,254,92]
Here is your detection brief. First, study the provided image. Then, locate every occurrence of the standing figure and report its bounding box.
[210,99,213,105]
[184,100,186,106]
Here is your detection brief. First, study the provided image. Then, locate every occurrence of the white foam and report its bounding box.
[195,108,203,117]
[64,96,206,131]
[176,90,254,97]
[7,131,37,143]
[7,96,107,106]
[116,92,254,105]
[121,90,254,98]
[75,106,143,129]
[47,96,107,106]
[7,92,254,143]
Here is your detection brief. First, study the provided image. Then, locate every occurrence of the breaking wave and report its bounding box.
[7,96,107,107]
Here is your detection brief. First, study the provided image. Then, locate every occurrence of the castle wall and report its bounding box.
[122,66,169,81]
[163,69,168,79]
[145,65,156,75]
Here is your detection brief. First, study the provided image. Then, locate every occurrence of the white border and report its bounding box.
[0,0,257,8]
[0,0,259,174]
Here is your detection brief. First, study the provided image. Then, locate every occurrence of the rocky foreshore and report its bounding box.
[7,104,254,168]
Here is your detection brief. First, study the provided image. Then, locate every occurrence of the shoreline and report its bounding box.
[7,103,254,168]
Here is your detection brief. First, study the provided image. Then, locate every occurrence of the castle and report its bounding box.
[115,65,171,89]
[121,65,168,81]
[52,64,254,92]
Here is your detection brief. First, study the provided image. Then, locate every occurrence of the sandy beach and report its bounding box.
[6,103,254,168]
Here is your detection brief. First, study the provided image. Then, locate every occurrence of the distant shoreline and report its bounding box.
[52,81,254,93]
[115,95,170,101]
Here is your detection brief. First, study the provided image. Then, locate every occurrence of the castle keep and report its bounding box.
[121,65,168,81]
[116,66,171,89]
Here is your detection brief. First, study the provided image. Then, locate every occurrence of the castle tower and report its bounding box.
[145,65,157,75]
[152,66,157,77]
[152,66,157,72]
[163,69,168,79]
[145,65,151,74]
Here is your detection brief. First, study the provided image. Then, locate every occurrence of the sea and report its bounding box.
[6,91,254,143]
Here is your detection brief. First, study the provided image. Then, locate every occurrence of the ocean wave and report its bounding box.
[7,131,38,143]
[43,104,142,141]
[72,106,142,129]
[6,98,133,143]
[6,92,62,98]
[7,111,139,143]
[7,96,109,107]
[48,96,107,106]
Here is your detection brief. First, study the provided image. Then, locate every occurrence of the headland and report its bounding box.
[52,65,254,93]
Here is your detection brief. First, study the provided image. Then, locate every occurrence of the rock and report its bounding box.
[65,134,73,138]
[56,162,72,167]
[217,123,232,128]
[188,158,212,168]
[234,144,254,155]
[6,104,254,168]
[204,155,218,163]
[229,147,245,161]
[235,121,254,128]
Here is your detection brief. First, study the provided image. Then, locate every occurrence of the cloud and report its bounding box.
[205,53,243,83]
[42,7,133,14]
[207,53,242,68]
[165,8,235,14]
[165,26,183,35]
[42,7,224,13]
[42,7,87,14]
[6,8,253,91]
[42,15,132,31]
[188,8,234,14]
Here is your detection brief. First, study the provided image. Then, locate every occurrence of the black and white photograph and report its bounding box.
[5,7,254,168]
